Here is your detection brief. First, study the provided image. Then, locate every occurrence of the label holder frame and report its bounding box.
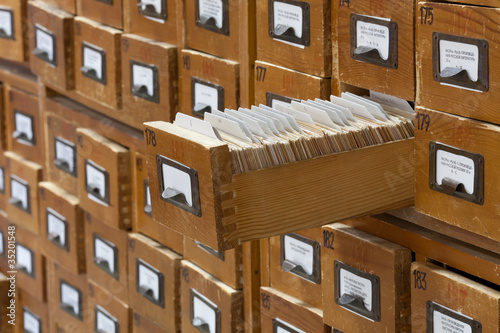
[268,0,310,47]
[279,232,321,284]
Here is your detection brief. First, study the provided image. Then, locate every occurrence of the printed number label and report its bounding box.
[416,112,430,131]
[339,0,350,7]
[181,267,189,283]
[144,129,157,146]
[420,6,433,25]
[182,55,191,70]
[413,269,427,290]
[323,230,334,250]
[261,293,271,310]
[256,66,267,82]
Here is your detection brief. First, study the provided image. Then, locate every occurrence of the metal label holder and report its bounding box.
[143,180,152,217]
[9,175,30,214]
[429,142,484,205]
[0,167,5,194]
[265,92,299,107]
[129,59,160,104]
[93,233,119,280]
[16,242,35,279]
[350,14,398,69]
[136,258,165,308]
[191,77,225,118]
[268,0,310,47]
[190,288,221,333]
[0,8,14,40]
[13,110,36,147]
[194,240,225,261]
[53,136,77,177]
[84,159,110,205]
[195,0,229,36]
[280,233,321,284]
[94,305,119,333]
[22,306,41,333]
[272,318,304,333]
[81,42,107,85]
[156,154,201,217]
[432,32,488,92]
[46,208,69,252]
[426,301,482,333]
[59,279,83,321]
[334,260,381,322]
[137,0,167,20]
[32,24,57,67]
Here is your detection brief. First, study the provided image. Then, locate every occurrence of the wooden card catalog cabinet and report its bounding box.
[260,287,330,333]
[15,225,47,303]
[144,121,413,251]
[180,49,239,118]
[77,0,123,29]
[127,233,182,331]
[254,61,331,106]
[180,260,244,333]
[5,151,43,235]
[85,213,129,304]
[269,227,323,310]
[0,0,28,62]
[28,1,74,90]
[39,182,85,275]
[256,0,331,77]
[121,34,178,130]
[411,261,500,333]
[336,0,415,101]
[417,2,500,124]
[415,107,500,242]
[322,223,412,332]
[76,128,131,230]
[74,17,122,110]
[6,87,44,165]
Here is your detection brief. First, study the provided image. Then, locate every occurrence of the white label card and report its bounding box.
[132,64,154,96]
[145,184,151,207]
[140,0,162,14]
[199,0,223,28]
[138,262,160,300]
[283,235,314,275]
[23,310,40,333]
[0,9,13,37]
[273,2,303,38]
[192,290,218,333]
[35,27,54,61]
[339,268,372,311]
[439,40,479,82]
[61,283,80,315]
[356,20,390,60]
[162,163,193,207]
[433,309,472,333]
[86,162,107,200]
[15,112,34,142]
[0,167,4,192]
[94,237,115,273]
[47,210,66,246]
[436,149,475,195]
[11,178,28,210]
[16,244,32,274]
[55,138,76,173]
[194,82,219,112]
[0,231,3,255]
[96,308,118,333]
[83,45,103,79]
[275,318,306,333]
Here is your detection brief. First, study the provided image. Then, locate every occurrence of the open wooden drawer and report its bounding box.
[144,121,414,251]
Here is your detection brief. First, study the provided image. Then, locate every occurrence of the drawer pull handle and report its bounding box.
[16,263,29,275]
[339,293,368,312]
[440,67,474,82]
[94,257,111,271]
[354,46,383,61]
[80,66,98,77]
[192,103,212,118]
[59,302,77,315]
[12,130,27,140]
[87,184,102,197]
[144,204,152,214]
[47,232,61,243]
[192,317,210,333]
[0,28,10,39]
[441,177,464,196]
[23,329,35,333]
[137,285,155,298]
[281,259,301,273]
[194,240,225,260]
[162,187,190,207]
[54,158,71,172]
[31,48,48,58]
[199,14,221,29]
[96,330,108,333]
[8,197,22,207]
[274,24,300,39]
[132,84,151,97]
[137,2,161,14]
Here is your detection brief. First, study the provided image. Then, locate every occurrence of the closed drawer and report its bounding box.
[0,0,28,63]
[77,0,123,29]
[18,289,50,333]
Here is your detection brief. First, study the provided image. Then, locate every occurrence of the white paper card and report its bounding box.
[146,184,151,207]
[96,309,117,333]
[83,45,103,79]
[194,82,219,112]
[275,318,306,333]
[0,232,3,255]
[11,178,28,210]
[356,20,390,60]
[199,0,223,28]
[0,9,13,37]
[174,113,222,140]
[138,263,160,300]
[162,162,193,206]
[55,138,76,172]
[132,64,154,96]
[16,244,32,274]
[94,237,115,273]
[86,162,106,200]
[339,268,372,311]
[61,283,80,315]
[436,149,475,195]
[140,0,162,14]
[35,27,54,61]
[192,290,218,333]
[433,309,472,333]
[23,310,40,333]
[439,40,479,82]
[47,210,66,246]
[0,167,4,192]
[283,235,314,276]
[273,2,303,38]
[15,112,33,142]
